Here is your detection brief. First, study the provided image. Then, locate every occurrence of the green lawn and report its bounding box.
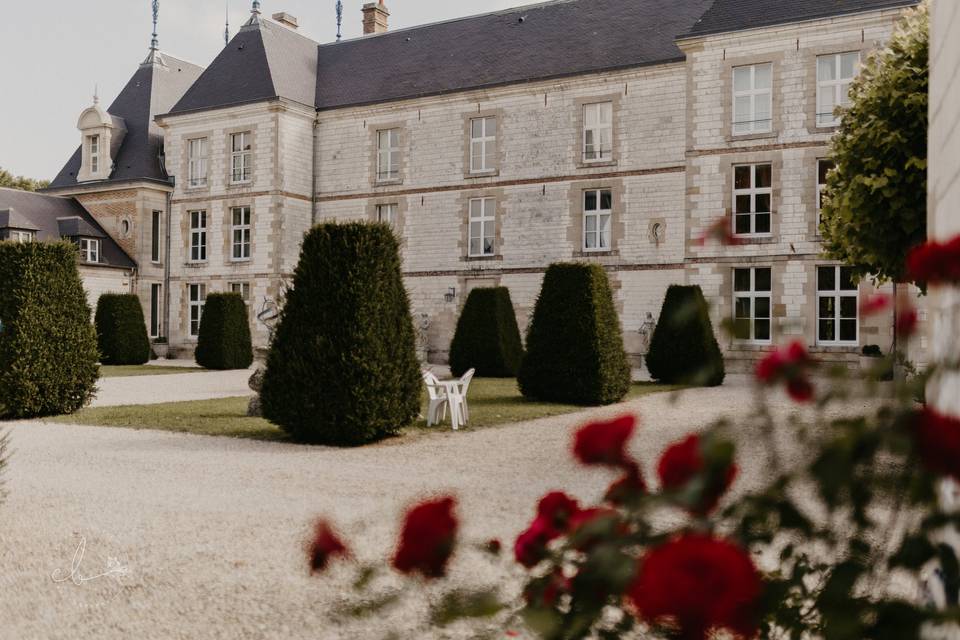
[99,365,206,378]
[48,379,681,442]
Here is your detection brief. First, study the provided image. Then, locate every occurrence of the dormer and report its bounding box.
[76,95,126,183]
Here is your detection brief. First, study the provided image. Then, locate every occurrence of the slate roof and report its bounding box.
[683,0,919,38]
[49,54,204,189]
[314,0,715,110]
[167,17,319,115]
[0,188,135,269]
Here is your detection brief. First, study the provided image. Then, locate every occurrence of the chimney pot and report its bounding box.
[362,1,389,35]
[272,12,299,29]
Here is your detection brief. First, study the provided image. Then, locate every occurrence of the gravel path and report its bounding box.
[91,368,256,408]
[0,379,878,639]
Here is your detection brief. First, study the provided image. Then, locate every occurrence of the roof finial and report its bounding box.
[251,0,261,16]
[245,0,261,26]
[336,0,343,41]
[93,84,99,105]
[225,0,231,45]
[150,0,160,51]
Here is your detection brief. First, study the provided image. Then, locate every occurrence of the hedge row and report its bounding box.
[196,293,253,370]
[95,294,150,365]
[449,287,524,378]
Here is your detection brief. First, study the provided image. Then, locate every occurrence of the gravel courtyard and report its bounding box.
[0,377,877,639]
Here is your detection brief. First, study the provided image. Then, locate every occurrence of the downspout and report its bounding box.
[311,111,320,226]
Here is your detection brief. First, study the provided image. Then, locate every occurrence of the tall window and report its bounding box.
[816,159,835,228]
[79,238,100,263]
[230,132,252,183]
[151,211,162,263]
[376,203,398,228]
[230,282,251,306]
[187,138,208,187]
[733,163,772,237]
[733,267,772,343]
[189,210,207,262]
[583,102,613,162]
[733,63,773,135]
[89,135,100,173]
[470,117,497,173]
[377,129,400,181]
[468,198,496,257]
[817,52,859,127]
[188,283,206,337]
[231,206,251,261]
[583,189,613,251]
[817,266,858,345]
[150,283,163,338]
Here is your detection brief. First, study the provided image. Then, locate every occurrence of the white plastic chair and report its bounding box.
[422,370,448,427]
[448,368,475,426]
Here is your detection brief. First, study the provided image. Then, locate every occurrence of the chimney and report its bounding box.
[362,1,389,35]
[272,12,299,29]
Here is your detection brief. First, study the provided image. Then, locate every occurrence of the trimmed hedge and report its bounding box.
[195,293,253,370]
[449,287,524,378]
[518,263,631,406]
[0,242,99,418]
[95,294,150,365]
[260,222,421,446]
[645,285,725,387]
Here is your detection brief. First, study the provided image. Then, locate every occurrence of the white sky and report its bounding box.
[0,0,534,181]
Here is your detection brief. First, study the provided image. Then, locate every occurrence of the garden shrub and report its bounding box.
[517,263,630,406]
[645,285,725,387]
[260,222,421,446]
[0,241,99,418]
[448,287,524,378]
[94,293,150,365]
[195,293,253,370]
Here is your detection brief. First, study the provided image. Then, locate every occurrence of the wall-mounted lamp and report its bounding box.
[444,287,457,303]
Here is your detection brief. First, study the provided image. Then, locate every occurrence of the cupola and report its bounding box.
[75,91,126,183]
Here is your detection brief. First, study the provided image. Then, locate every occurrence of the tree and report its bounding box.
[195,293,253,370]
[0,167,50,192]
[448,287,524,378]
[646,285,725,387]
[95,294,151,365]
[820,3,928,285]
[260,222,421,446]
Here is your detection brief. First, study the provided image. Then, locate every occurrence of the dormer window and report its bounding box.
[75,96,124,183]
[5,230,35,243]
[89,135,100,173]
[78,238,100,263]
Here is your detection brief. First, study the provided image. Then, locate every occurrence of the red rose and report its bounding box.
[913,408,960,481]
[859,294,891,317]
[786,377,814,403]
[604,462,647,506]
[392,496,458,578]
[897,307,919,337]
[907,235,960,285]
[306,519,350,574]
[573,415,637,467]
[628,534,762,640]
[755,341,816,403]
[657,435,738,514]
[696,217,743,247]
[514,516,557,568]
[537,491,581,530]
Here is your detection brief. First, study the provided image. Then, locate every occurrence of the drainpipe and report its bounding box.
[311,112,320,225]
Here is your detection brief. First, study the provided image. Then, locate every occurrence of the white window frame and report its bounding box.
[150,283,163,338]
[583,188,613,252]
[230,132,252,184]
[732,63,773,135]
[231,206,251,261]
[187,137,208,188]
[377,129,400,182]
[79,238,100,263]
[376,203,398,228]
[583,102,613,163]
[188,283,206,338]
[733,267,773,344]
[189,210,207,263]
[9,230,34,243]
[816,52,860,127]
[816,265,859,346]
[468,197,496,257]
[229,282,251,306]
[89,134,100,173]
[816,159,835,229]
[470,116,497,173]
[733,163,773,238]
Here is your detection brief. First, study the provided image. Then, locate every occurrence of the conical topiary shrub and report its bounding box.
[0,241,99,418]
[645,285,725,387]
[95,293,150,365]
[195,293,253,370]
[518,263,631,406]
[260,222,422,446]
[449,287,524,378]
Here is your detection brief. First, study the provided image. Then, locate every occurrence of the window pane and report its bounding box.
[484,237,494,255]
[735,297,751,318]
[818,267,836,291]
[486,117,496,137]
[755,268,772,292]
[841,52,858,79]
[839,267,856,290]
[820,296,835,318]
[734,166,751,190]
[733,66,751,92]
[755,297,771,319]
[840,319,857,342]
[735,194,751,214]
[755,164,772,188]
[469,237,480,255]
[755,213,771,234]
[471,119,483,139]
[734,269,751,292]
[840,296,858,319]
[600,190,612,210]
[734,318,751,341]
[734,96,751,123]
[820,319,835,342]
[754,96,771,123]
[754,63,772,89]
[754,320,771,341]
[585,191,597,211]
[818,56,836,82]
[755,193,771,213]
[818,160,835,183]
[735,214,752,235]
[585,215,597,233]
[470,199,481,218]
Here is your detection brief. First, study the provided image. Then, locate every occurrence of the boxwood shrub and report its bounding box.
[518,263,631,406]
[0,242,99,418]
[95,293,150,365]
[195,293,253,370]
[260,222,421,446]
[449,287,524,378]
[645,285,725,387]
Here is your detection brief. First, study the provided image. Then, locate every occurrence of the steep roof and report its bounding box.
[167,17,319,115]
[683,0,919,38]
[0,188,135,269]
[314,0,715,110]
[49,54,204,189]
